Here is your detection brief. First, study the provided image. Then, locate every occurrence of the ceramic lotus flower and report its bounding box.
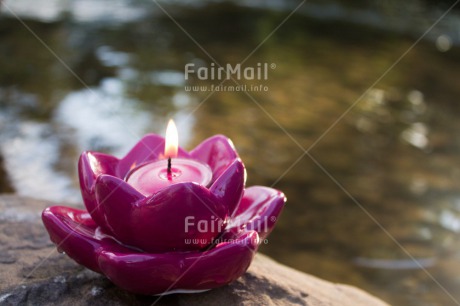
[42,134,285,295]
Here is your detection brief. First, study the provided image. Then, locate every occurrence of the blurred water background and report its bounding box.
[1,1,460,305]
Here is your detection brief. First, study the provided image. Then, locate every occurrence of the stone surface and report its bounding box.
[0,195,389,306]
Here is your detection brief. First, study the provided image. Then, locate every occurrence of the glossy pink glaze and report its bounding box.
[42,134,286,295]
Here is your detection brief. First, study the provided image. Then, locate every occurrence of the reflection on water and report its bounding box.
[2,0,147,23]
[56,78,151,156]
[2,1,460,305]
[1,121,77,202]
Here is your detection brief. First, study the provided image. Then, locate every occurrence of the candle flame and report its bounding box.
[164,119,178,158]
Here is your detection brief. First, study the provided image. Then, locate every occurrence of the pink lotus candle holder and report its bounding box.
[42,122,285,295]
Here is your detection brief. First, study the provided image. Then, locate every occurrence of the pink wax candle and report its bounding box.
[42,118,286,295]
[125,120,212,196]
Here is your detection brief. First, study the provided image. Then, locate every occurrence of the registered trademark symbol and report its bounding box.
[270,216,276,222]
[270,63,276,69]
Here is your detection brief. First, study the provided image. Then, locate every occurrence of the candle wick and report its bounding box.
[167,157,172,177]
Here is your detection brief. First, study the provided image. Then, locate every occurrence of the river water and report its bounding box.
[1,1,460,305]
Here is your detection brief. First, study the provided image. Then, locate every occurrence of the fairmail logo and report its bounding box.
[184,215,276,233]
[184,62,275,81]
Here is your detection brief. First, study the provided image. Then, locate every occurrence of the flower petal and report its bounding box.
[42,206,126,273]
[118,134,190,178]
[94,174,145,239]
[43,205,258,295]
[78,152,119,229]
[97,231,258,295]
[210,158,246,215]
[227,186,286,240]
[189,135,239,179]
[98,181,228,252]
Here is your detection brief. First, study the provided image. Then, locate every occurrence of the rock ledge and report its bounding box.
[0,195,388,305]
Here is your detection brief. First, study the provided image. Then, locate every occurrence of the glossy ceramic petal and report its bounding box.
[94,174,145,241]
[78,151,120,232]
[42,204,259,295]
[227,186,286,240]
[189,135,239,180]
[42,206,123,273]
[97,180,228,252]
[44,133,285,295]
[118,134,190,178]
[210,158,246,215]
[98,231,258,294]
